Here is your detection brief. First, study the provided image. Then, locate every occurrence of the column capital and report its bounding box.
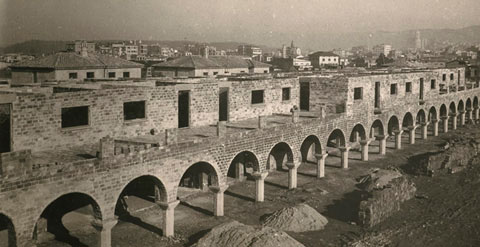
[338,146,350,152]
[209,185,229,194]
[252,171,268,180]
[375,135,387,141]
[440,115,449,120]
[431,119,439,123]
[314,153,328,159]
[474,106,479,110]
[449,113,458,117]
[285,162,299,169]
[359,139,371,145]
[157,200,180,210]
[406,125,417,131]
[459,110,465,114]
[393,129,404,135]
[466,108,472,112]
[92,218,118,231]
[420,121,430,126]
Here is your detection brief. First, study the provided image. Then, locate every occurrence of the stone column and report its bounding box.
[467,109,473,123]
[359,140,370,161]
[432,119,439,136]
[285,162,298,189]
[376,135,387,155]
[314,153,328,178]
[393,130,403,150]
[235,162,245,181]
[94,219,118,247]
[441,116,449,133]
[209,185,228,216]
[157,200,180,237]
[252,172,268,202]
[451,114,457,130]
[339,147,350,169]
[474,107,479,121]
[408,126,416,144]
[459,111,465,126]
[198,172,209,191]
[421,122,429,140]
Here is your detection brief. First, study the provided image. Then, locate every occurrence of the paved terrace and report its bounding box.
[1,81,480,247]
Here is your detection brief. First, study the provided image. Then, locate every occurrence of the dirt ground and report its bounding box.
[27,126,480,247]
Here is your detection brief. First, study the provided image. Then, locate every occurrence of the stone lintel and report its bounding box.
[252,171,268,180]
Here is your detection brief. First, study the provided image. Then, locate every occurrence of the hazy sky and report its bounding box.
[1,0,479,48]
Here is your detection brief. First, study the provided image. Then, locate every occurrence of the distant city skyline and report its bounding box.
[1,0,480,49]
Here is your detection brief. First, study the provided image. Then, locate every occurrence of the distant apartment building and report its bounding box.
[1,54,34,63]
[9,50,143,85]
[152,55,270,77]
[308,51,340,68]
[238,45,262,59]
[373,44,392,57]
[66,40,96,54]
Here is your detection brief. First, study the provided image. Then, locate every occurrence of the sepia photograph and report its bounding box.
[1,0,480,246]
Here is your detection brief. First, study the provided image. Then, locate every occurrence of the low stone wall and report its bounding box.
[358,176,416,227]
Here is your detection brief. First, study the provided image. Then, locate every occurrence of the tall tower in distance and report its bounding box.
[415,31,422,50]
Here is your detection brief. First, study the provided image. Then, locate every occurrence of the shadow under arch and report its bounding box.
[267,142,295,171]
[300,135,322,164]
[0,213,16,247]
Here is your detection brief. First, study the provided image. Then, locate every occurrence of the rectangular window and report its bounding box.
[213,71,218,75]
[430,79,436,89]
[69,73,78,79]
[282,87,291,101]
[390,83,397,95]
[61,106,89,128]
[251,90,264,104]
[450,73,454,80]
[354,87,363,100]
[264,70,268,73]
[203,72,208,76]
[123,101,146,120]
[123,72,130,78]
[406,82,412,93]
[442,74,446,81]
[108,72,116,78]
[86,72,94,78]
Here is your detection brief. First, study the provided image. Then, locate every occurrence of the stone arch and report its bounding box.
[349,124,367,142]
[267,142,295,171]
[466,98,472,110]
[0,213,16,247]
[387,115,400,135]
[402,112,414,130]
[114,175,168,216]
[449,102,457,115]
[458,100,465,112]
[227,151,260,179]
[300,135,322,163]
[33,192,103,244]
[440,104,448,117]
[416,109,427,124]
[327,129,346,148]
[369,119,385,138]
[428,106,438,121]
[178,161,221,190]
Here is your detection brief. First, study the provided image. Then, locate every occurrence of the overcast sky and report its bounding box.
[1,0,479,48]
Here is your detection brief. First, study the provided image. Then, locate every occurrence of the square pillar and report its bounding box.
[292,110,300,123]
[198,172,209,191]
[157,200,180,237]
[339,147,350,169]
[441,116,449,133]
[420,122,429,140]
[408,126,416,144]
[217,121,227,137]
[451,114,457,130]
[432,119,439,136]
[286,162,299,189]
[393,130,403,150]
[252,172,268,202]
[92,219,118,247]
[209,185,228,216]
[359,140,370,161]
[459,111,465,126]
[376,135,387,155]
[235,162,245,181]
[314,153,328,178]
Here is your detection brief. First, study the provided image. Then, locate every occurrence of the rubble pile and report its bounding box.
[195,221,304,247]
[261,203,328,232]
[357,169,416,227]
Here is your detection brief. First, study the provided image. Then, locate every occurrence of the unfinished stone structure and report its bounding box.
[0,66,479,246]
